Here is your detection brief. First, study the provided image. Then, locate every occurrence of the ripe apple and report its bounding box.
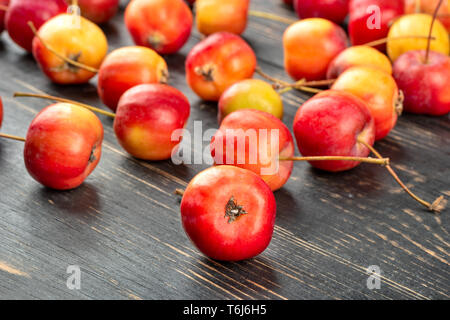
[180,165,276,261]
[332,66,401,141]
[218,79,283,123]
[5,0,67,52]
[293,90,375,172]
[387,13,449,61]
[293,0,349,24]
[196,0,249,36]
[0,0,9,34]
[405,0,450,32]
[114,84,191,161]
[24,103,104,190]
[211,109,294,191]
[32,13,108,84]
[186,32,256,101]
[327,45,392,79]
[67,0,119,24]
[125,0,193,55]
[283,18,349,81]
[97,46,168,112]
[393,50,450,116]
[348,0,405,51]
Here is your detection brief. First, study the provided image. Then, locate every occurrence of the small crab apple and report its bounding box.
[348,0,405,51]
[0,0,9,34]
[24,103,104,190]
[5,0,67,51]
[186,32,256,101]
[211,109,294,191]
[327,45,392,79]
[387,13,449,61]
[283,18,349,81]
[180,165,276,261]
[97,46,168,112]
[67,0,120,24]
[218,79,283,123]
[196,0,249,36]
[114,84,190,161]
[293,90,375,172]
[32,13,108,84]
[332,66,402,141]
[293,0,349,24]
[125,0,192,55]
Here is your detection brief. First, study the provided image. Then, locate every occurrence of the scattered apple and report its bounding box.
[125,0,193,55]
[114,84,191,161]
[5,0,67,52]
[283,18,349,81]
[67,0,119,24]
[196,0,249,36]
[186,32,257,101]
[24,103,104,190]
[293,0,349,24]
[97,46,169,112]
[180,165,276,261]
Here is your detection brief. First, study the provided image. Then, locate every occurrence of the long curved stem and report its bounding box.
[280,156,389,166]
[248,11,297,25]
[255,67,323,94]
[13,92,116,118]
[357,139,444,213]
[364,36,437,48]
[0,133,26,142]
[425,0,444,63]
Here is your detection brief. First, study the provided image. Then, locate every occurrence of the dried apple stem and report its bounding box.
[425,0,444,63]
[28,21,99,74]
[280,156,389,166]
[357,139,444,213]
[364,35,437,47]
[13,92,116,118]
[255,67,323,94]
[0,133,26,142]
[174,189,185,196]
[248,11,297,25]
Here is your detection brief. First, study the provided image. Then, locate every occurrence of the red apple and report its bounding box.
[67,0,119,24]
[348,0,404,51]
[24,103,104,190]
[97,46,168,112]
[211,109,294,191]
[186,32,256,101]
[283,18,349,81]
[125,0,193,55]
[114,84,191,160]
[5,0,67,52]
[393,50,450,116]
[293,0,349,24]
[180,165,276,261]
[0,0,9,34]
[293,90,375,172]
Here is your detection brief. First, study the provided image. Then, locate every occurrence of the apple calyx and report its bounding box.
[225,196,248,223]
[89,146,97,163]
[195,64,215,82]
[160,69,169,84]
[395,90,404,115]
[148,33,166,51]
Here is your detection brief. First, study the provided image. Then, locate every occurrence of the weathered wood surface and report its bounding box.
[0,0,449,300]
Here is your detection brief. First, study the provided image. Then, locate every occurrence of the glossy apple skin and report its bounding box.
[387,14,449,62]
[405,0,450,32]
[114,84,191,161]
[24,103,104,190]
[332,66,400,141]
[393,50,450,116]
[68,0,119,24]
[5,0,67,52]
[218,79,283,123]
[97,46,168,112]
[283,18,349,81]
[294,0,349,24]
[180,166,276,261]
[211,109,294,191]
[293,90,375,172]
[186,32,256,101]
[327,45,392,79]
[32,14,108,84]
[0,0,9,34]
[196,0,249,36]
[125,0,192,54]
[349,0,404,51]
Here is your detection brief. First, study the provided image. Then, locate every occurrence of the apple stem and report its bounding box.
[13,92,116,118]
[255,67,323,94]
[0,133,26,142]
[248,10,297,25]
[364,35,437,48]
[28,21,99,74]
[280,156,389,166]
[174,189,185,196]
[425,0,444,64]
[357,139,444,213]
[0,4,8,11]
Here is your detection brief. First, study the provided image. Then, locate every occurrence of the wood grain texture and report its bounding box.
[0,0,449,300]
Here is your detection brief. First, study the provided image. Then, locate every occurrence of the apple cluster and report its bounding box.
[0,0,448,262]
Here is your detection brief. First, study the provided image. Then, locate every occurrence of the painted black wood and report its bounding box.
[0,0,449,300]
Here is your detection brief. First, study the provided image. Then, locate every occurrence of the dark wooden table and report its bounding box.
[0,0,449,300]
